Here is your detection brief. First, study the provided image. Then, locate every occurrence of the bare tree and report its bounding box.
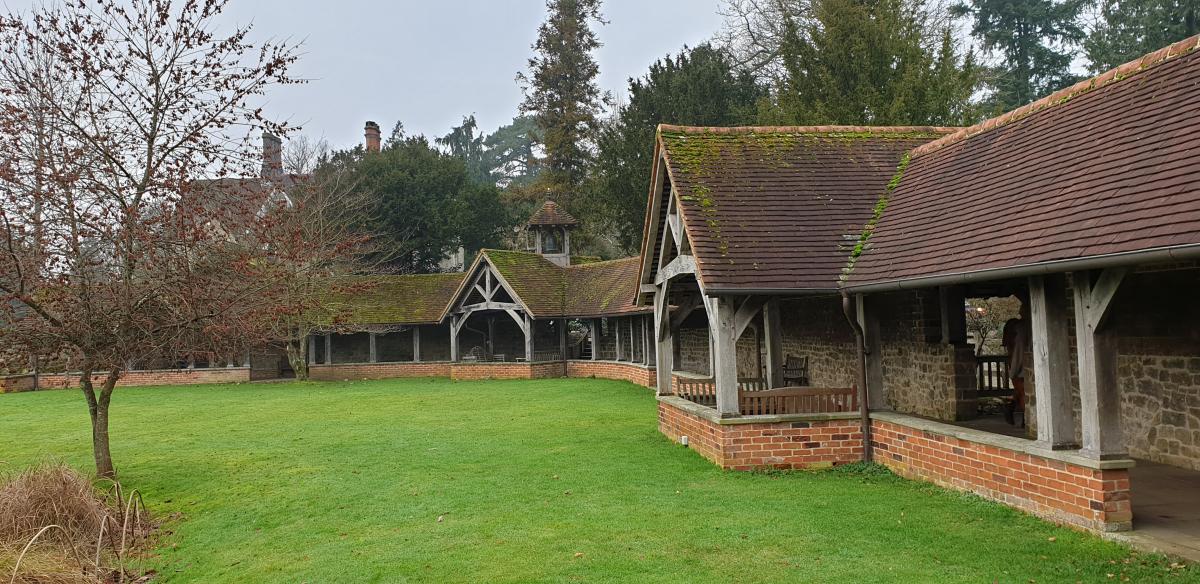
[283,134,331,175]
[0,0,300,478]
[717,0,813,80]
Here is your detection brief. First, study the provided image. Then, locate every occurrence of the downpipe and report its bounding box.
[841,291,873,462]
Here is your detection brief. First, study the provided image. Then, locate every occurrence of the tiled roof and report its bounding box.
[657,125,952,292]
[527,200,579,226]
[564,257,645,317]
[478,250,648,318]
[325,274,466,327]
[845,36,1200,289]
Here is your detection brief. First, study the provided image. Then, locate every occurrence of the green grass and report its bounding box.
[0,378,1195,583]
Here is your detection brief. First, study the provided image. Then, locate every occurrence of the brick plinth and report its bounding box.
[309,362,451,381]
[566,360,655,388]
[657,397,864,470]
[1,368,251,392]
[449,361,566,381]
[870,416,1133,532]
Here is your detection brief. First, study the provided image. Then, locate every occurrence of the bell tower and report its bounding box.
[527,200,578,267]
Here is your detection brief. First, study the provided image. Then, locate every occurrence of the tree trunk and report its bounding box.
[286,336,309,381]
[81,368,120,478]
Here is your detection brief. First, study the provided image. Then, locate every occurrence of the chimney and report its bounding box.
[364,121,381,153]
[261,131,283,179]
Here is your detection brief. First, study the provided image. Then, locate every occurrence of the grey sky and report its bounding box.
[208,0,726,149]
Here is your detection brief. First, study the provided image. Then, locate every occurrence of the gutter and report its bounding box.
[840,290,872,462]
[844,244,1200,294]
[704,287,838,297]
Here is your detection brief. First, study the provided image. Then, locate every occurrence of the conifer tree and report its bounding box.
[519,0,607,206]
[1084,0,1199,72]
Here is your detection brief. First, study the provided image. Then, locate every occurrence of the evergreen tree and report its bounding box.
[767,0,981,126]
[585,44,761,253]
[953,0,1084,111]
[1084,0,1199,72]
[437,115,492,185]
[519,0,607,206]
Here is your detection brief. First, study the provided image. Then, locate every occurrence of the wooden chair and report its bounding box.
[782,355,809,387]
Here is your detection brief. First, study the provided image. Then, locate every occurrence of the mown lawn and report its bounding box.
[0,378,1194,583]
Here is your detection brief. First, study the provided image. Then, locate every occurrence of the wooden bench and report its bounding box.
[738,387,858,416]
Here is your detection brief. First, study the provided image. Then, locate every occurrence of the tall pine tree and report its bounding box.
[765,0,981,126]
[1084,0,1199,72]
[953,0,1084,111]
[519,0,606,207]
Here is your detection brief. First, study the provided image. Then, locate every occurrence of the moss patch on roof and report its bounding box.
[323,273,465,327]
[477,250,645,318]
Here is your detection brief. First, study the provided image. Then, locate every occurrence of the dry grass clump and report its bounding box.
[0,462,152,583]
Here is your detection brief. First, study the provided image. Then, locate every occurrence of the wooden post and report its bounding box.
[654,282,674,395]
[856,294,886,409]
[590,319,599,361]
[369,333,377,363]
[763,298,784,388]
[1073,269,1127,459]
[487,316,496,358]
[709,296,739,417]
[642,314,651,365]
[413,327,421,362]
[559,318,568,360]
[307,334,316,365]
[449,316,459,362]
[1029,274,1076,449]
[324,334,332,365]
[615,317,624,361]
[524,314,534,362]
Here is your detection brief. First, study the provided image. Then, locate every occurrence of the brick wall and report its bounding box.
[657,398,863,470]
[309,362,451,381]
[871,416,1132,532]
[1,368,252,392]
[566,360,656,388]
[448,361,566,381]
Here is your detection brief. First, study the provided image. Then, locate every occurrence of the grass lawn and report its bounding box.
[0,378,1195,583]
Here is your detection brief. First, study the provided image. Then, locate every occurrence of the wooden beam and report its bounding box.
[504,309,527,334]
[449,316,460,362]
[307,334,316,365]
[457,301,522,314]
[763,298,784,388]
[369,332,377,363]
[654,281,674,395]
[655,254,696,285]
[559,318,568,361]
[709,296,739,417]
[590,319,599,361]
[939,285,967,344]
[734,297,767,339]
[1073,269,1127,459]
[325,334,332,365]
[670,294,703,330]
[616,316,624,361]
[524,314,534,362]
[413,327,421,362]
[1029,274,1075,449]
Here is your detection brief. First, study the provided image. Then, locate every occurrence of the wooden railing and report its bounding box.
[739,387,858,415]
[977,355,1012,398]
[675,375,858,415]
[676,377,766,408]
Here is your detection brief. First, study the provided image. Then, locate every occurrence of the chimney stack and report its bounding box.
[261,131,283,180]
[364,121,381,153]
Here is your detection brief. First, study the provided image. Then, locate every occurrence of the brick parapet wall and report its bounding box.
[1,368,251,392]
[870,416,1132,532]
[448,361,566,381]
[566,360,655,389]
[309,362,451,381]
[657,398,863,470]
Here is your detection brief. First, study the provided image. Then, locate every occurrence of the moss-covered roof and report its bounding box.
[324,273,466,327]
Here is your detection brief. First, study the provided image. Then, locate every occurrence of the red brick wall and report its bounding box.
[2,368,252,391]
[566,360,655,389]
[871,419,1132,532]
[449,361,566,381]
[309,362,451,381]
[657,399,864,470]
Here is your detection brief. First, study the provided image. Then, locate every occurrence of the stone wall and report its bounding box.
[873,290,977,421]
[676,324,761,378]
[778,296,857,387]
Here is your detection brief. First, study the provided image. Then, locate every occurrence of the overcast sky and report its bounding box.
[201,0,725,149]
